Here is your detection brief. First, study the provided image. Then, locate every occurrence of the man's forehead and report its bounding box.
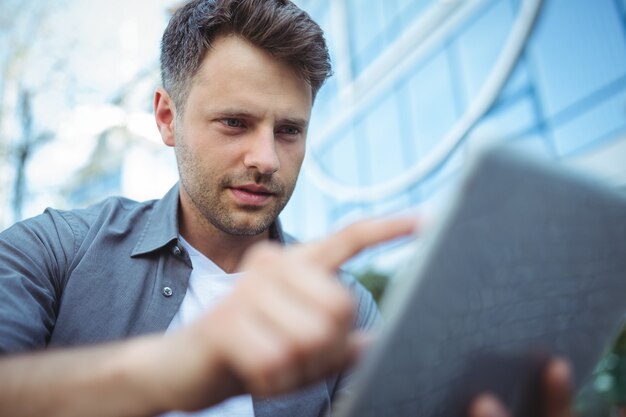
[191,35,313,94]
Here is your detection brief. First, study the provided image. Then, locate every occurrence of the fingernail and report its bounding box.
[474,395,510,417]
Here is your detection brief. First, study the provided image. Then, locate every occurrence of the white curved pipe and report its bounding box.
[311,0,472,151]
[304,0,543,203]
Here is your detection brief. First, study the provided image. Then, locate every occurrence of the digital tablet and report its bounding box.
[337,145,626,417]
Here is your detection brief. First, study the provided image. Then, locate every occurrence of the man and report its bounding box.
[0,1,414,415]
[0,1,572,416]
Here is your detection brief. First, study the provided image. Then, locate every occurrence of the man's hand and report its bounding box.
[0,217,416,417]
[469,358,574,417]
[154,217,417,412]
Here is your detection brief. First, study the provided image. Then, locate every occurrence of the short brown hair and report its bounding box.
[160,0,332,111]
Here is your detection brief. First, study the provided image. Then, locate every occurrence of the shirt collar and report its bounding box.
[131,184,181,257]
[131,183,287,257]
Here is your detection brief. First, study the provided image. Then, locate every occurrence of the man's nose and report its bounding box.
[243,128,280,175]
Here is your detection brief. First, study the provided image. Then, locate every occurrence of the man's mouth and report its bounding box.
[229,184,276,206]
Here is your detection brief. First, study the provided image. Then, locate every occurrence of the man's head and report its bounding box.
[160,0,331,115]
[155,0,331,239]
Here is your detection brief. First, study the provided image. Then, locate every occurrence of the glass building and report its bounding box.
[281,0,626,249]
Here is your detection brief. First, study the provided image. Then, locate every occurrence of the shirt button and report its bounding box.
[162,286,173,297]
[171,244,183,257]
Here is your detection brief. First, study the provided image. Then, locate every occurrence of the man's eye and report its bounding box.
[223,118,244,128]
[279,126,300,135]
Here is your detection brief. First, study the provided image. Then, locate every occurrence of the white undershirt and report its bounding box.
[160,236,255,417]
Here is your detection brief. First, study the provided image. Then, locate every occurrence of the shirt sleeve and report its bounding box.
[331,271,382,397]
[0,209,77,354]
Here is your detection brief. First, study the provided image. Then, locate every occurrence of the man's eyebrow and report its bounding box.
[279,117,309,129]
[213,108,258,118]
[213,109,309,128]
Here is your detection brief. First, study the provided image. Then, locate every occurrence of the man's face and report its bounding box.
[173,35,312,236]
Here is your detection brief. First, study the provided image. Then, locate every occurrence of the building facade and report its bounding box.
[281,0,626,242]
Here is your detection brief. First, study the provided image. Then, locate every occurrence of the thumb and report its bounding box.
[543,358,574,417]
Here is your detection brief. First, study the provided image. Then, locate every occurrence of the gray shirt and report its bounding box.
[0,184,380,417]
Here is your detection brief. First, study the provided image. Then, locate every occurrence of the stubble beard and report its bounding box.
[176,135,296,237]
[195,171,291,236]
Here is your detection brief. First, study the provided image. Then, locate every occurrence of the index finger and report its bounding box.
[302,217,418,270]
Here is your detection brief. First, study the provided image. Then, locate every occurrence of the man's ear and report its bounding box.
[154,88,177,147]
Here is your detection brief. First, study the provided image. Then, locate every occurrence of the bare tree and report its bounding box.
[11,89,53,220]
[0,0,59,225]
[1,0,166,226]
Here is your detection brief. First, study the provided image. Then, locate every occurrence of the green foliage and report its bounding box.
[354,268,390,305]
[577,323,626,416]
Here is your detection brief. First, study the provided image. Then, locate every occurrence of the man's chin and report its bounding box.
[211,213,276,236]
[217,224,272,237]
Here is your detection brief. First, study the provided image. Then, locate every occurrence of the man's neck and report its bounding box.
[184,228,268,274]
[178,202,270,274]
